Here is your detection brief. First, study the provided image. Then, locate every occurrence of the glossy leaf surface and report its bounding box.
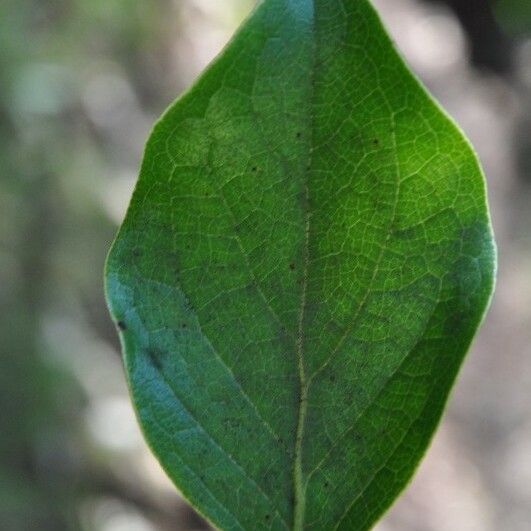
[105,0,496,529]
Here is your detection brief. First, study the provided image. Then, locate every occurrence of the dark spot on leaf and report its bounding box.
[324,481,330,488]
[329,374,336,383]
[373,138,379,146]
[252,166,258,172]
[117,321,127,331]
[265,514,271,521]
[289,262,296,271]
[296,131,302,139]
[181,323,187,329]
[146,348,167,371]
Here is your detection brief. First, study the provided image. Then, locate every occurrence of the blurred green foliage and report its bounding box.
[495,0,531,35]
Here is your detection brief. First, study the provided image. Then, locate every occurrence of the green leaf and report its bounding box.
[105,0,496,529]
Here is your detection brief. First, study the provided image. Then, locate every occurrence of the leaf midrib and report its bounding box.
[291,3,407,528]
[292,2,316,529]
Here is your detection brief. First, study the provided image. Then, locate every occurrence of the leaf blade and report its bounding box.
[105,1,496,529]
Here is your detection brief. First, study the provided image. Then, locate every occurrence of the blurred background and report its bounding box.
[1,0,530,529]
